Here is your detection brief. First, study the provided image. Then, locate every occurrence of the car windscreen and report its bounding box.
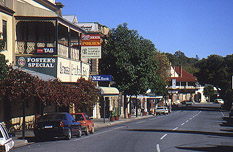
[38,114,66,122]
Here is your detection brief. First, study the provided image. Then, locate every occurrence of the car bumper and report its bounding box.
[34,127,68,138]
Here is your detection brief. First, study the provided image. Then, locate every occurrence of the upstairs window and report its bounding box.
[2,20,7,50]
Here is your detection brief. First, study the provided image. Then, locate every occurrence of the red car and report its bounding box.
[71,113,94,135]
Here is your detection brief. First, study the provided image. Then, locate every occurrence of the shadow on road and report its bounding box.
[176,145,233,152]
[173,105,222,112]
[126,128,233,138]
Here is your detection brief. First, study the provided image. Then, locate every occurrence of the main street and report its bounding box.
[12,103,233,152]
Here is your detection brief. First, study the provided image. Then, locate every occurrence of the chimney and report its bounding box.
[55,2,64,16]
[179,66,182,77]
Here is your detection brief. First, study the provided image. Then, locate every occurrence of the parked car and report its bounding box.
[0,122,14,152]
[155,107,168,115]
[214,99,224,104]
[185,100,193,106]
[71,113,94,135]
[34,112,82,140]
[173,100,181,106]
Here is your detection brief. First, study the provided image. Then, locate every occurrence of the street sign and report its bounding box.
[91,75,112,81]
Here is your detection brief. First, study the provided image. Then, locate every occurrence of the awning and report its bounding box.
[98,87,119,96]
[13,66,56,81]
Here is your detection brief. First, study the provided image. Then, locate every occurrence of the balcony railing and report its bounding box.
[16,41,55,54]
[16,41,80,61]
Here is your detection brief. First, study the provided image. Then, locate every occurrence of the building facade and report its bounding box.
[168,66,200,104]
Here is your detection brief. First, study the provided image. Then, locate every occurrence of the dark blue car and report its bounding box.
[34,112,82,140]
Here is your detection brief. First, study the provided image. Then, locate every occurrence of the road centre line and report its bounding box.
[181,123,185,126]
[74,126,125,141]
[160,134,168,140]
[156,144,160,152]
[173,127,179,130]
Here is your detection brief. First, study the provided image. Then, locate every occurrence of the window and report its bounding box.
[2,20,7,50]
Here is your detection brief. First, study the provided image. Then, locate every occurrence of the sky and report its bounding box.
[57,0,233,59]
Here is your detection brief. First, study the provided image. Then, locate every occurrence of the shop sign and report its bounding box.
[57,58,90,82]
[36,47,56,55]
[81,34,101,59]
[16,56,57,77]
[91,75,112,81]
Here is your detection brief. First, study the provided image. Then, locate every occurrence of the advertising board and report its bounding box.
[16,56,57,77]
[57,57,90,82]
[81,34,101,59]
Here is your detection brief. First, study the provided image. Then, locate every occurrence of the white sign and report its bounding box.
[57,58,90,82]
[172,79,176,89]
[81,46,101,59]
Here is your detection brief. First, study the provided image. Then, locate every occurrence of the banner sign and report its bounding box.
[16,56,57,77]
[91,75,112,81]
[36,47,56,55]
[81,34,101,59]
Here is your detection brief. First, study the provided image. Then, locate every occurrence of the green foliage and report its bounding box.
[100,23,167,96]
[165,50,199,75]
[203,85,215,101]
[195,54,233,108]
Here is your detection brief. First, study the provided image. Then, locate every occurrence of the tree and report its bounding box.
[195,54,233,109]
[203,85,215,102]
[165,51,198,74]
[0,67,39,138]
[100,23,167,117]
[73,78,99,114]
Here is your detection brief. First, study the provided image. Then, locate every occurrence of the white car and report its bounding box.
[155,107,168,115]
[214,99,224,104]
[0,122,14,152]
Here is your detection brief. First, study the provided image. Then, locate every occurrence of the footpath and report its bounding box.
[13,115,153,148]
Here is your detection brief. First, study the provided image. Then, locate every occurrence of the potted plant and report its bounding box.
[110,112,116,122]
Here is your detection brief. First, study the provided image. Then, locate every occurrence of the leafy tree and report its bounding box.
[100,23,167,116]
[203,85,215,102]
[154,51,170,83]
[195,54,233,109]
[165,51,198,74]
[73,78,99,114]
[0,67,39,138]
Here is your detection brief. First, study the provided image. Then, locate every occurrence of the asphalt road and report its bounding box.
[12,103,233,152]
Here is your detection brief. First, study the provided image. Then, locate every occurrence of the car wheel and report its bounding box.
[77,127,82,137]
[90,126,94,134]
[66,128,72,140]
[85,126,90,135]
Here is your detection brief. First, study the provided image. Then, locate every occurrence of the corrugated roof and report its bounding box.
[99,87,119,96]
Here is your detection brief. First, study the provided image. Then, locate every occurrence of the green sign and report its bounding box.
[16,56,57,77]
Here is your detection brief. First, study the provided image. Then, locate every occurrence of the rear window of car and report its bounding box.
[38,114,66,122]
[73,114,84,121]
